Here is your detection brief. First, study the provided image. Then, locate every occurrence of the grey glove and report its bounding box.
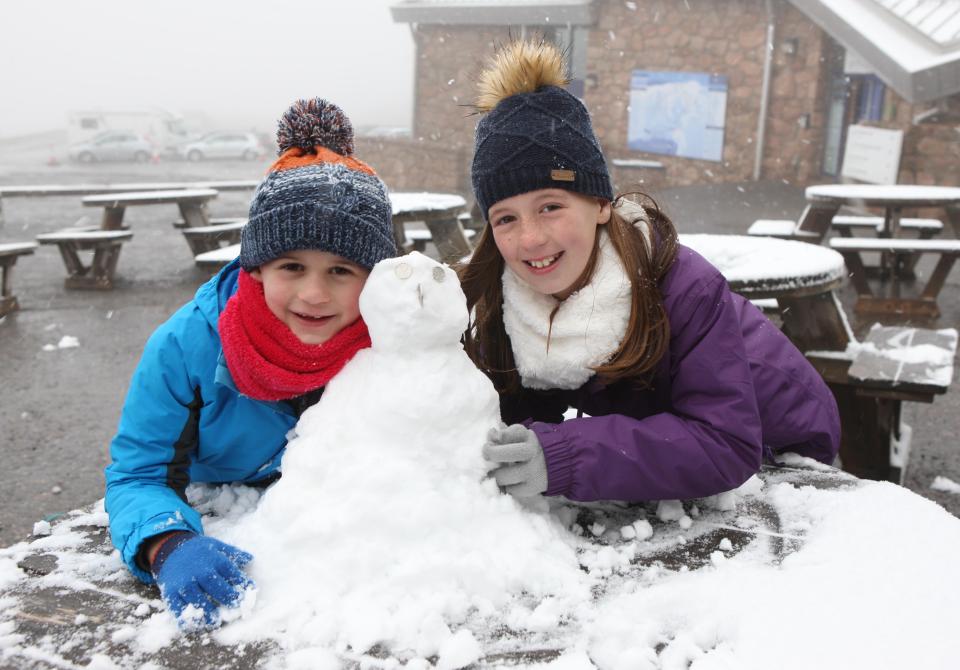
[483,424,548,498]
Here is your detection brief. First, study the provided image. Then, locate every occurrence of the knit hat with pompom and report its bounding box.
[471,40,612,220]
[240,98,396,270]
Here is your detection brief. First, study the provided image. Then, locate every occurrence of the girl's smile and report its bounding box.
[525,251,564,271]
[489,189,611,299]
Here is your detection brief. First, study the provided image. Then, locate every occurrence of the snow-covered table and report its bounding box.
[805,184,960,239]
[5,462,960,669]
[81,189,220,231]
[193,193,472,269]
[390,192,470,263]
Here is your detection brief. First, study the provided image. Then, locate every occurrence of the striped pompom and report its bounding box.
[276,98,355,156]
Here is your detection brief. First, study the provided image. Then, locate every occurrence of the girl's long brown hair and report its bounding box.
[458,193,680,394]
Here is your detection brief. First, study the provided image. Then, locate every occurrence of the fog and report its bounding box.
[0,0,414,138]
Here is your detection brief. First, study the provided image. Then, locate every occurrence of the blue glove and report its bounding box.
[150,532,254,630]
[483,424,549,497]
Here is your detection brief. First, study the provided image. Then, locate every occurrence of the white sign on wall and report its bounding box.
[841,124,903,184]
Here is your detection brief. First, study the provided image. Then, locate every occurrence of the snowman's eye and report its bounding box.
[394,263,413,280]
[432,267,446,283]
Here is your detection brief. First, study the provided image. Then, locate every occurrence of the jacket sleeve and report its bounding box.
[531,272,764,502]
[105,322,206,583]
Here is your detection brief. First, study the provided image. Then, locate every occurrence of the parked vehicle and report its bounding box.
[68,132,157,163]
[67,108,188,156]
[176,132,266,161]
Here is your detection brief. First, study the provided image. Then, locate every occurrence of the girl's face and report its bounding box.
[488,189,611,299]
[250,249,369,345]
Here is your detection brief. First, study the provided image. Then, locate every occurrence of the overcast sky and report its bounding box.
[0,0,415,139]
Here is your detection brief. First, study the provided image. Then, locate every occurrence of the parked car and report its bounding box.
[176,132,265,161]
[68,131,157,163]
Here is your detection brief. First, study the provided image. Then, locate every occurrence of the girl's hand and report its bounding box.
[483,424,548,497]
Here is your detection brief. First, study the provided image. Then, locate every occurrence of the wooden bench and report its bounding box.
[178,219,246,255]
[744,203,846,243]
[36,227,133,290]
[403,227,476,254]
[0,242,38,317]
[808,325,957,483]
[829,237,960,317]
[831,216,945,279]
[831,215,943,237]
[194,243,240,270]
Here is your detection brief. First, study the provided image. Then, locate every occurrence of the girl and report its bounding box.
[460,41,840,502]
[104,99,396,629]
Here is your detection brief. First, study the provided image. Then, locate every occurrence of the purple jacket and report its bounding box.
[503,245,841,502]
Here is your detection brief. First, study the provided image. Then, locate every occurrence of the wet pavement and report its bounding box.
[1,137,958,546]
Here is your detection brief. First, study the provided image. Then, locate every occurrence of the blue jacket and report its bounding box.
[105,260,297,582]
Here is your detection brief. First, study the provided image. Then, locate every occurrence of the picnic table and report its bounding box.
[6,461,954,668]
[33,189,222,289]
[804,184,960,239]
[195,192,473,270]
[390,192,470,263]
[0,242,38,317]
[81,188,220,230]
[0,181,257,225]
[682,234,956,483]
[805,184,960,317]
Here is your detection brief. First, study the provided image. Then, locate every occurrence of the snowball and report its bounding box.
[656,500,685,522]
[437,629,481,670]
[31,520,51,537]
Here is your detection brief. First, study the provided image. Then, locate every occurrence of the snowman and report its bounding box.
[219,252,587,659]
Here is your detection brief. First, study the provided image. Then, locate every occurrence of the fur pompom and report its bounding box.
[277,98,354,156]
[475,40,568,112]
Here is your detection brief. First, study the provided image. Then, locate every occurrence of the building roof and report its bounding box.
[390,0,595,26]
[790,0,960,103]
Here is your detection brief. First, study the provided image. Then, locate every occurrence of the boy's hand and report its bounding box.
[483,424,548,497]
[150,533,254,631]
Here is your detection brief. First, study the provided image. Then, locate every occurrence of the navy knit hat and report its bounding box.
[240,98,396,271]
[471,41,613,220]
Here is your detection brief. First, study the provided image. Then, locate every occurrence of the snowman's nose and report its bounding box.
[416,283,424,307]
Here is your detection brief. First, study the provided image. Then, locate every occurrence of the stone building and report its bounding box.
[356,0,960,206]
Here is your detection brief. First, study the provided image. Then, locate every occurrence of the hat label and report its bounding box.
[551,169,576,182]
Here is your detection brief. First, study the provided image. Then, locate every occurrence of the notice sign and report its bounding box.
[627,71,728,162]
[841,125,903,184]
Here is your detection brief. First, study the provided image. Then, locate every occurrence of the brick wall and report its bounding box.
[391,0,959,200]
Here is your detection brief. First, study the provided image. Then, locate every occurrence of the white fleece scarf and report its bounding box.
[502,201,651,390]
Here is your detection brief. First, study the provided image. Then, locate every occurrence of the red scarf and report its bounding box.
[218,270,370,401]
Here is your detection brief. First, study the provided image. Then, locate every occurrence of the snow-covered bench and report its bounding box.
[194,243,240,270]
[829,237,960,318]
[831,215,943,237]
[809,324,958,483]
[745,205,825,242]
[403,226,476,253]
[0,242,37,317]
[179,219,246,255]
[35,226,133,290]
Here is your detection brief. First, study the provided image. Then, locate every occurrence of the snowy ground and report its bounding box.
[2,463,960,669]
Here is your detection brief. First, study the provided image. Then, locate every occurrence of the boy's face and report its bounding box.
[487,189,611,299]
[250,249,370,345]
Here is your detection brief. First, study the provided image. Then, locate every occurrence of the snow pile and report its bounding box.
[931,476,960,495]
[588,480,960,670]
[216,253,589,662]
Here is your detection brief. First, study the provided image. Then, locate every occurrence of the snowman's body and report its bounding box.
[220,253,585,655]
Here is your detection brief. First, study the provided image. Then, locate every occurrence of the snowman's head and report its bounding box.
[359,252,469,351]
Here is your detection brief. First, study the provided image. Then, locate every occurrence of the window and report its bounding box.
[852,74,891,122]
[80,118,100,130]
